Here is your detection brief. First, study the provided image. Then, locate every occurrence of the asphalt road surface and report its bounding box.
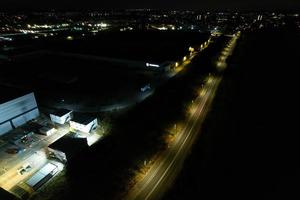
[126,75,222,200]
[125,33,239,200]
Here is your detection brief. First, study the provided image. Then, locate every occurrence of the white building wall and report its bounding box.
[12,108,39,128]
[50,112,71,125]
[0,93,38,123]
[0,121,13,136]
[50,115,63,125]
[70,118,98,133]
[0,92,39,135]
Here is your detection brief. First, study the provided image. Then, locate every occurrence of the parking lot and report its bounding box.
[0,115,68,196]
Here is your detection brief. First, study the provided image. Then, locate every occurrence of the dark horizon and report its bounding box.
[1,0,300,12]
[1,8,300,13]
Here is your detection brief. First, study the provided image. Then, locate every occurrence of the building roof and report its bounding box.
[26,163,57,188]
[48,134,87,155]
[71,114,96,125]
[0,86,29,105]
[51,109,72,117]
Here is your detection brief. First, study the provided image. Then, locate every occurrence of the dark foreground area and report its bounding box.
[163,26,300,199]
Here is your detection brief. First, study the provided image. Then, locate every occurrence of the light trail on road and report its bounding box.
[126,75,221,200]
[125,33,240,200]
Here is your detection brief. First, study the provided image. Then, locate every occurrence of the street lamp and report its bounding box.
[66,36,73,40]
[189,47,195,52]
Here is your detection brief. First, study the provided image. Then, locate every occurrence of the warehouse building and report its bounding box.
[0,87,39,136]
[50,109,72,125]
[70,114,98,133]
[48,135,88,163]
[26,162,58,190]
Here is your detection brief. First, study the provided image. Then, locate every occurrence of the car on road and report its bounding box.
[141,84,151,92]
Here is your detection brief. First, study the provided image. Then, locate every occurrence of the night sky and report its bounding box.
[2,0,300,11]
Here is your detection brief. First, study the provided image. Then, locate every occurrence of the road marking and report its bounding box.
[143,80,219,200]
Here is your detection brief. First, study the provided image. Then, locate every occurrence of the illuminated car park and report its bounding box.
[0,91,101,199]
[0,87,69,197]
[0,118,66,195]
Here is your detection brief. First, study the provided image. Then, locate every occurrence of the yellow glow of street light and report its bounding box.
[189,105,197,115]
[183,56,187,61]
[200,90,206,96]
[189,47,195,52]
[175,62,179,67]
[219,55,226,61]
[66,36,74,40]
[207,77,212,84]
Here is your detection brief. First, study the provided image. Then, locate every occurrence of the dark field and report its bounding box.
[163,26,300,199]
[43,31,210,63]
[0,54,155,111]
[0,31,209,112]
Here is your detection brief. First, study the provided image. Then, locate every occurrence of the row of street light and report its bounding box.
[216,31,241,71]
[173,37,212,71]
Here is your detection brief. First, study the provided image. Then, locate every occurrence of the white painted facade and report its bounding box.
[70,118,98,133]
[0,92,39,136]
[0,122,12,135]
[50,111,72,125]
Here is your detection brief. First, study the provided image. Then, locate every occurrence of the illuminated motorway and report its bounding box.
[126,75,222,200]
[126,33,239,200]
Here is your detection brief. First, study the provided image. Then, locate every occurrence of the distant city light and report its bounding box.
[98,23,109,28]
[189,47,195,52]
[66,36,74,40]
[157,27,168,30]
[146,63,160,68]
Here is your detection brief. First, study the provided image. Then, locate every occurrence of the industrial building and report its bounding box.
[0,87,39,136]
[50,109,72,125]
[26,163,58,190]
[70,114,98,133]
[48,135,88,163]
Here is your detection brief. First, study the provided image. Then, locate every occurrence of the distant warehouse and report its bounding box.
[0,87,39,136]
[70,114,98,133]
[50,109,72,125]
